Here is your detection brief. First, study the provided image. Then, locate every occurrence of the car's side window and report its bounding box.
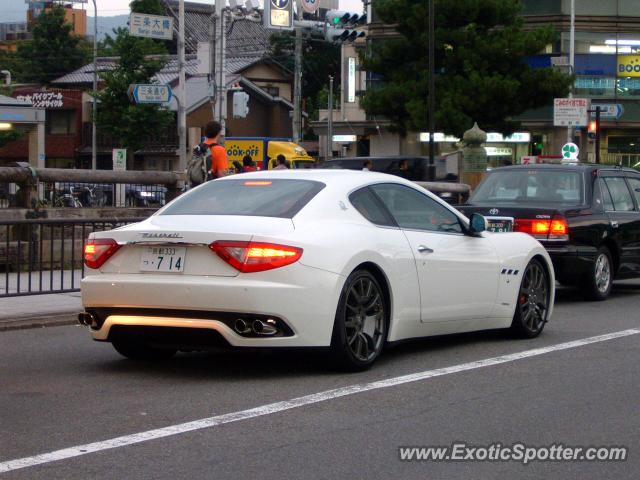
[603,177,635,212]
[598,179,615,211]
[626,177,640,210]
[349,187,396,227]
[370,183,462,234]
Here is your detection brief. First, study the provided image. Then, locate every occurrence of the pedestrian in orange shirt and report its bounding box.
[203,121,229,180]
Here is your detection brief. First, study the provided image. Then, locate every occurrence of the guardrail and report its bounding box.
[0,165,182,209]
[0,217,146,297]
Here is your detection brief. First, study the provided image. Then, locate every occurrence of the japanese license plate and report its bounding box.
[140,246,186,272]
[486,218,513,233]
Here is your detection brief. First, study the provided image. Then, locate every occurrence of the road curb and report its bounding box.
[0,312,79,332]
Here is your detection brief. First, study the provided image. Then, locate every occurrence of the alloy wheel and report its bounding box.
[343,276,385,362]
[594,253,611,294]
[518,261,549,332]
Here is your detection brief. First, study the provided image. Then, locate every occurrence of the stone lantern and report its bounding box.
[461,122,487,190]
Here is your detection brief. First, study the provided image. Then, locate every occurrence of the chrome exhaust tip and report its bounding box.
[252,319,278,336]
[78,312,98,329]
[234,318,250,335]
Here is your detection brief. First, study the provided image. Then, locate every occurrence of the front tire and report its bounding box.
[583,246,613,301]
[112,340,176,361]
[510,259,550,338]
[330,270,388,371]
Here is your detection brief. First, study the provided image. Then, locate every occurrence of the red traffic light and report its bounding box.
[588,120,598,133]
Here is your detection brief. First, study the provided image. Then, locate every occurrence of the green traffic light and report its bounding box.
[333,18,340,24]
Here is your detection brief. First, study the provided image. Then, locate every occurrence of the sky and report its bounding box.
[0,0,364,21]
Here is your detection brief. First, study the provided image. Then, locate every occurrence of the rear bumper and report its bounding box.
[81,264,344,347]
[543,243,598,282]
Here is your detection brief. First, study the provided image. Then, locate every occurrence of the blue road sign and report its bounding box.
[129,84,173,104]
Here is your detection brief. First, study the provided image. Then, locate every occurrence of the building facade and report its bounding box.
[313,0,640,168]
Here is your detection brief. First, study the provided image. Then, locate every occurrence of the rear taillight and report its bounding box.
[209,241,303,273]
[84,238,121,269]
[514,216,569,241]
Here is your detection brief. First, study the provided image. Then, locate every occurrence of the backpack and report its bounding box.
[187,142,212,187]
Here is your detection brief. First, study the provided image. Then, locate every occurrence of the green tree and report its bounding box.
[269,33,341,133]
[360,0,572,137]
[95,28,173,157]
[130,0,166,16]
[12,5,89,84]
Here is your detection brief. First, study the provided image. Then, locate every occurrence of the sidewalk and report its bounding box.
[0,291,82,331]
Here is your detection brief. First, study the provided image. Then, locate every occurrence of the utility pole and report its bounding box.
[209,12,216,118]
[327,75,333,160]
[91,0,97,170]
[428,0,435,173]
[567,0,575,144]
[292,0,303,143]
[212,0,227,138]
[177,0,187,172]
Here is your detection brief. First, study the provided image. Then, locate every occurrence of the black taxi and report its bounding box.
[458,164,640,300]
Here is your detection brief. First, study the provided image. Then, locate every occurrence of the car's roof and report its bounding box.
[492,163,636,172]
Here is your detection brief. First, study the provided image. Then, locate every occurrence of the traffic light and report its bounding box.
[232,90,250,119]
[588,120,598,140]
[532,135,544,156]
[324,10,366,43]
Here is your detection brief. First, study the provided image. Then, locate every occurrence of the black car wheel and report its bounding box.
[112,340,177,361]
[330,270,388,371]
[510,259,550,338]
[584,246,613,301]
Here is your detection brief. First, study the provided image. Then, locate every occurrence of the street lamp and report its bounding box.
[91,0,97,170]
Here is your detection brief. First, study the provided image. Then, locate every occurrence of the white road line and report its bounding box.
[1,328,639,474]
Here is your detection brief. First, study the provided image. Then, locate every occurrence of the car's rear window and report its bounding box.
[160,179,325,218]
[471,169,583,205]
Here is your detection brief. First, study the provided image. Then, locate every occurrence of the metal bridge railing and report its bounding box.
[0,217,146,297]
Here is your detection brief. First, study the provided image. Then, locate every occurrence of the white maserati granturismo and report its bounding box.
[80,170,554,370]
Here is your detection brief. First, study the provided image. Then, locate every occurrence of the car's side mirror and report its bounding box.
[468,213,487,234]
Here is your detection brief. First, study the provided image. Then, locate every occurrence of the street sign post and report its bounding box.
[264,0,293,30]
[128,84,173,104]
[590,103,624,120]
[554,98,590,127]
[112,149,127,171]
[112,149,127,207]
[129,13,174,40]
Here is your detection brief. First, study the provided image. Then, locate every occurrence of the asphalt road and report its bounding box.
[1,282,639,479]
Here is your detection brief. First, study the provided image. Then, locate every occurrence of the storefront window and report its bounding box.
[608,136,640,154]
[574,77,616,97]
[617,77,640,98]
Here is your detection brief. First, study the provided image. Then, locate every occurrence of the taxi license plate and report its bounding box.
[140,246,186,272]
[487,219,513,233]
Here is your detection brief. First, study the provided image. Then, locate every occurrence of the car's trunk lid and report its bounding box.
[91,215,295,276]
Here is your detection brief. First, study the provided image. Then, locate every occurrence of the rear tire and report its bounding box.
[583,246,613,301]
[112,340,176,361]
[510,259,550,338]
[330,269,388,371]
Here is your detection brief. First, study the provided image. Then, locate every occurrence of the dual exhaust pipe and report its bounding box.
[78,312,98,329]
[234,318,278,336]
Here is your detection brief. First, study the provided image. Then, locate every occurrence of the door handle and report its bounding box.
[417,245,434,254]
[611,221,619,229]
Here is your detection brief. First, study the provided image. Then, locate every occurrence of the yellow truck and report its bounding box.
[224,137,315,170]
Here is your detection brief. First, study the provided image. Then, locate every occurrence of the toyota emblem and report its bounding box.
[489,208,499,215]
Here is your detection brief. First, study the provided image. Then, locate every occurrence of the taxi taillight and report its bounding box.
[514,216,569,240]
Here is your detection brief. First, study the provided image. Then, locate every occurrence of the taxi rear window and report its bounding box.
[471,170,583,205]
[161,179,325,218]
